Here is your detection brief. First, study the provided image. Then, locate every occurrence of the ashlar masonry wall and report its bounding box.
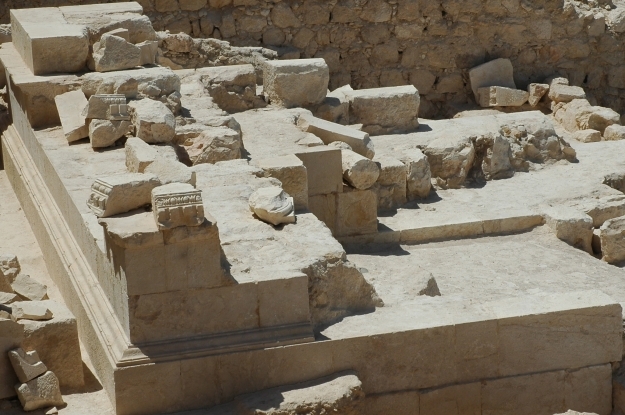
[3,0,625,118]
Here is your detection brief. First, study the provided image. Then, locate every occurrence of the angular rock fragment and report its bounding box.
[11,302,53,321]
[83,94,127,120]
[16,371,64,411]
[54,90,88,142]
[11,274,48,301]
[137,40,158,66]
[603,172,625,193]
[298,113,374,159]
[604,124,625,141]
[572,129,602,143]
[544,206,594,254]
[341,149,380,190]
[144,159,196,186]
[548,84,586,103]
[8,348,47,383]
[87,173,160,218]
[200,64,262,113]
[373,155,407,209]
[152,183,205,230]
[469,58,516,101]
[424,136,475,189]
[0,254,20,281]
[0,292,20,304]
[600,216,625,263]
[125,136,159,173]
[89,119,131,148]
[257,155,308,210]
[482,135,514,180]
[399,149,432,200]
[249,186,296,226]
[93,32,141,72]
[478,86,529,107]
[182,127,243,165]
[263,58,329,108]
[129,99,176,143]
[554,99,619,134]
[528,83,549,107]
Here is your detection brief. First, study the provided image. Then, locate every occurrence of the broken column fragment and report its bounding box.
[87,173,160,218]
[249,186,296,226]
[54,90,88,142]
[469,58,516,101]
[263,58,329,108]
[93,32,141,72]
[8,348,47,383]
[151,183,205,230]
[297,113,375,159]
[478,86,529,107]
[257,155,309,210]
[129,98,176,144]
[341,149,380,190]
[15,371,64,411]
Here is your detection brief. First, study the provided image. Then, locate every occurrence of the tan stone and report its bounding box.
[54,90,88,142]
[83,94,126,120]
[263,59,329,108]
[144,158,196,186]
[8,348,47,383]
[298,113,375,159]
[11,301,53,321]
[152,183,205,230]
[424,136,475,189]
[544,206,594,254]
[257,155,309,210]
[469,58,516,101]
[478,86,529,107]
[599,215,625,263]
[373,155,407,210]
[87,173,160,218]
[572,129,602,143]
[603,124,625,141]
[528,83,549,107]
[129,99,176,143]
[81,67,180,99]
[565,365,611,415]
[0,292,19,304]
[0,254,20,284]
[555,99,620,134]
[342,149,380,190]
[420,382,481,415]
[0,319,24,399]
[125,136,159,173]
[400,149,431,200]
[11,274,48,301]
[249,186,296,226]
[16,371,65,411]
[182,127,243,165]
[308,193,337,233]
[93,32,141,72]
[549,84,586,103]
[89,119,132,148]
[137,40,159,66]
[295,147,343,196]
[336,186,377,237]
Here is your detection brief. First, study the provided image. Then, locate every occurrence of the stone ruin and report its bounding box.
[2,2,625,415]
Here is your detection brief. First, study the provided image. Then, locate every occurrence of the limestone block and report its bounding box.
[144,159,196,186]
[478,86,529,107]
[152,183,205,230]
[87,173,160,218]
[424,136,475,189]
[308,193,337,233]
[600,216,625,263]
[182,127,243,165]
[298,113,374,159]
[602,173,625,193]
[373,155,407,210]
[565,365,612,415]
[0,292,19,304]
[528,83,549,107]
[399,149,432,200]
[604,124,625,141]
[263,58,329,108]
[199,64,260,113]
[0,254,20,282]
[8,348,47,383]
[544,206,594,254]
[249,186,296,226]
[295,147,343,196]
[255,271,310,328]
[0,319,23,399]
[81,67,181,99]
[572,129,602,143]
[129,98,176,143]
[313,94,350,125]
[11,301,53,321]
[89,119,131,148]
[336,187,377,237]
[54,90,88,142]
[16,371,64,411]
[83,94,126,119]
[345,85,420,135]
[342,149,380,190]
[419,382,481,415]
[363,391,419,415]
[468,58,516,101]
[93,32,141,72]
[555,99,620,134]
[11,9,89,75]
[549,84,586,103]
[483,135,514,181]
[257,155,308,210]
[125,136,159,173]
[11,274,48,301]
[234,372,364,415]
[137,40,158,66]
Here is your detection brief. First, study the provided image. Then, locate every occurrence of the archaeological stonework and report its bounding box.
[3,1,625,415]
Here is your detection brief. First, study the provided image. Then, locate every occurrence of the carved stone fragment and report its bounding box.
[87,173,160,218]
[151,183,205,230]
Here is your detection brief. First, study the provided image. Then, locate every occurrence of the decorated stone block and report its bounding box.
[151,183,205,230]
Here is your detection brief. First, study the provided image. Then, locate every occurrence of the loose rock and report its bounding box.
[8,348,47,383]
[572,129,602,143]
[129,99,176,144]
[604,124,625,141]
[249,186,296,226]
[15,371,64,411]
[11,274,48,301]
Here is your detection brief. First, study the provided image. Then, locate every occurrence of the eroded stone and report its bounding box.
[249,186,296,226]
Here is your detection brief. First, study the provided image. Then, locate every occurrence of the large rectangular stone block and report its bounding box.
[257,155,309,210]
[263,58,329,108]
[336,186,378,237]
[295,147,343,196]
[308,193,337,234]
[0,318,24,399]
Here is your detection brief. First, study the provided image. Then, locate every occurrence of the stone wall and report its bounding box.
[3,0,625,117]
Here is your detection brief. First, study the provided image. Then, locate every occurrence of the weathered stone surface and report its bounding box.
[528,83,549,107]
[16,371,64,411]
[235,372,364,415]
[0,319,24,399]
[11,302,53,321]
[469,58,516,101]
[11,274,48,301]
[0,254,20,283]
[137,40,158,66]
[87,173,160,218]
[93,32,141,72]
[553,99,619,134]
[145,158,196,186]
[200,64,261,113]
[129,98,176,143]
[89,119,131,148]
[424,136,475,189]
[481,134,514,181]
[373,155,407,210]
[152,183,205,230]
[565,365,611,415]
[181,127,243,165]
[54,90,88,142]
[549,84,587,103]
[345,85,419,135]
[257,155,308,210]
[81,67,181,99]
[478,86,529,107]
[544,206,594,254]
[0,292,19,304]
[298,113,374,159]
[295,147,343,196]
[249,186,296,226]
[341,149,380,190]
[125,136,159,173]
[602,172,625,193]
[603,124,625,141]
[83,94,126,120]
[336,187,378,237]
[263,58,329,108]
[600,215,625,263]
[8,348,47,383]
[400,148,432,200]
[572,129,602,143]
